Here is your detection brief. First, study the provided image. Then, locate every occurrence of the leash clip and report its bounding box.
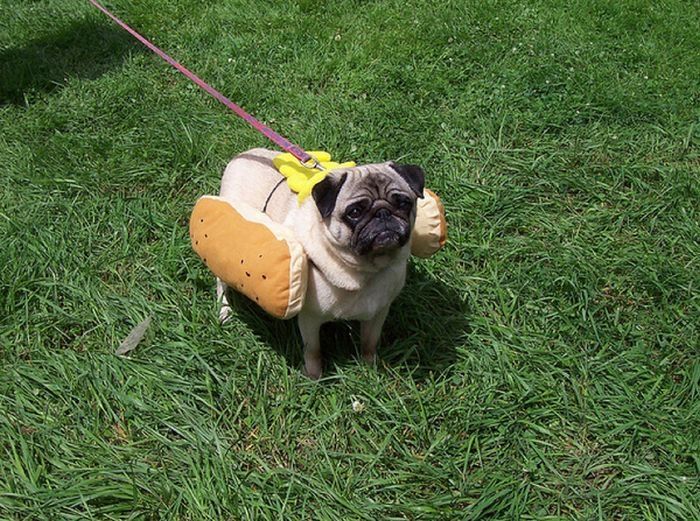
[300,157,325,171]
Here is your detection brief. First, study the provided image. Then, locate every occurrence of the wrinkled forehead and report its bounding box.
[341,164,412,201]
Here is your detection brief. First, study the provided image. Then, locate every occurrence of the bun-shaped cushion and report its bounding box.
[411,189,447,257]
[190,196,307,319]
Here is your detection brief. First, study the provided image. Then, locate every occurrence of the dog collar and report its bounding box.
[272,151,356,204]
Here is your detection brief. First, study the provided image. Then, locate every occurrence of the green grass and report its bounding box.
[1,0,699,518]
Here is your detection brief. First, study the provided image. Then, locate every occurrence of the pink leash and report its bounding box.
[88,0,316,166]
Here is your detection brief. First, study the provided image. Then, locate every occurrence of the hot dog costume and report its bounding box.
[190,152,446,319]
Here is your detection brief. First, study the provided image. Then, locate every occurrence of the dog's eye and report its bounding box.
[346,206,363,220]
[393,195,413,211]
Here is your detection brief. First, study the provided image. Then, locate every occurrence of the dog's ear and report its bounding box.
[312,172,348,218]
[389,163,425,198]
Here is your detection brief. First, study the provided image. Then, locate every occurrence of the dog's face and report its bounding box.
[311,162,425,260]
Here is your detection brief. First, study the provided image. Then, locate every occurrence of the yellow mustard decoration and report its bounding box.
[273,151,356,204]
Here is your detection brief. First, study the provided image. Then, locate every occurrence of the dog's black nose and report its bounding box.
[375,208,391,220]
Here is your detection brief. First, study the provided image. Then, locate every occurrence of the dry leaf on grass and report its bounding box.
[116,316,152,356]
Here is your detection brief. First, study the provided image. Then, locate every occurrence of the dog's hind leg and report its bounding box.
[216,278,232,324]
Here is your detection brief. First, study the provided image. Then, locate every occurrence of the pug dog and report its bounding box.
[217,148,424,379]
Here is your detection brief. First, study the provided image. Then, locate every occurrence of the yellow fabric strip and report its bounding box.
[272,151,356,203]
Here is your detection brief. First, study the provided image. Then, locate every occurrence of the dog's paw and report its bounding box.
[218,305,232,324]
[303,359,323,380]
[303,367,322,380]
[361,351,377,366]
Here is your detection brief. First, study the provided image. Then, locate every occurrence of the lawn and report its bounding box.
[1,0,699,518]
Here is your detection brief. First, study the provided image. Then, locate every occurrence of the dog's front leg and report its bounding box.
[297,312,324,379]
[360,305,391,366]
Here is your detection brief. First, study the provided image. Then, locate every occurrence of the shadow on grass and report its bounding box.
[0,18,141,106]
[225,262,467,381]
